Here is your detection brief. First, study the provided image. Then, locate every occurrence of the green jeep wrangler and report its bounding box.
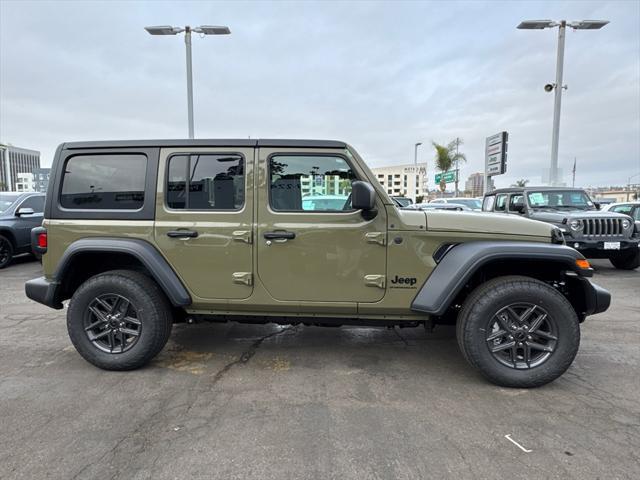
[26,139,610,387]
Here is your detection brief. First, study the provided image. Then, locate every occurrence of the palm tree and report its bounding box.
[512,179,529,187]
[433,139,466,194]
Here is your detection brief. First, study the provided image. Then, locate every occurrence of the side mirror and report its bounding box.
[594,202,601,210]
[513,201,526,214]
[16,207,35,216]
[351,181,376,210]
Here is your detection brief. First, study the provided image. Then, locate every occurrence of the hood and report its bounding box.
[426,211,554,238]
[529,209,630,224]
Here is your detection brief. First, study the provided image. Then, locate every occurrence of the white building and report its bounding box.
[15,173,36,192]
[371,164,428,201]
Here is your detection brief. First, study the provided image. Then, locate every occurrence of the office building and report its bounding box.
[0,143,41,191]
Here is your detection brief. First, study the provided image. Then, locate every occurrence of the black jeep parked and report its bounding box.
[483,187,640,270]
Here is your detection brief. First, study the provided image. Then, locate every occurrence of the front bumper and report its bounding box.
[580,278,611,316]
[566,238,639,259]
[25,276,63,309]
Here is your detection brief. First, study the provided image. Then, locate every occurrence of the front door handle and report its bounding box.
[167,230,198,239]
[263,231,296,240]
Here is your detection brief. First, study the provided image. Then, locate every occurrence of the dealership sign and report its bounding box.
[485,131,508,176]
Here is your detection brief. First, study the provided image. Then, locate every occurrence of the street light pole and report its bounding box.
[184,27,194,139]
[517,19,608,187]
[145,24,231,139]
[414,142,422,203]
[549,21,566,186]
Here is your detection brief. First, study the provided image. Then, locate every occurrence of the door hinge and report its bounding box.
[365,232,386,246]
[232,272,253,286]
[232,230,252,244]
[364,274,386,289]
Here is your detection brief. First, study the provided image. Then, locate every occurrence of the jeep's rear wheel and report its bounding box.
[609,249,640,270]
[456,275,580,388]
[0,235,14,269]
[67,270,173,370]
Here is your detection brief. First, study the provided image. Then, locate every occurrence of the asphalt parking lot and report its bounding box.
[0,257,638,480]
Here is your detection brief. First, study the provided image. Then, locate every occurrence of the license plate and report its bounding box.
[604,242,620,250]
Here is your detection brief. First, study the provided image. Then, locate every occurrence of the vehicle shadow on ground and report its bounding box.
[3,253,40,270]
[151,320,481,385]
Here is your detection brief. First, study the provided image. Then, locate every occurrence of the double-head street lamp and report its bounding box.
[518,19,608,186]
[145,25,231,139]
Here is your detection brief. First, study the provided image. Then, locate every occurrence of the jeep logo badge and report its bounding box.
[390,275,417,287]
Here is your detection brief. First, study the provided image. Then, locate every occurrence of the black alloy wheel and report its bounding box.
[83,293,141,354]
[486,303,558,369]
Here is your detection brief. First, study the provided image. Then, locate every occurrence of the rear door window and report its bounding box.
[60,154,147,210]
[166,154,244,210]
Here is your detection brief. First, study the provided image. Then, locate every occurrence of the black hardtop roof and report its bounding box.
[486,186,587,195]
[62,139,347,150]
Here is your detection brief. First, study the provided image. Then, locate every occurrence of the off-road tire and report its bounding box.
[609,249,640,270]
[456,275,580,388]
[67,270,173,370]
[0,234,14,269]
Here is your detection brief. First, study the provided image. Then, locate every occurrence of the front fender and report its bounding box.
[411,241,592,316]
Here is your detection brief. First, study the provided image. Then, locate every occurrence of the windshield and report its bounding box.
[452,198,482,209]
[0,193,20,213]
[527,190,595,210]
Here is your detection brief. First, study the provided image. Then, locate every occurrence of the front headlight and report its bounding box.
[622,219,631,230]
[569,219,583,231]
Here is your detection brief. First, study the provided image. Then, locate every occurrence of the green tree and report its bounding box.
[512,179,529,187]
[433,139,466,194]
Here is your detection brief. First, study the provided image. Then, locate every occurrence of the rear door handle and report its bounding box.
[167,230,198,239]
[263,231,296,240]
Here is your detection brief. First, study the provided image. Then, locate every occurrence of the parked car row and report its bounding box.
[0,192,46,269]
[481,187,640,270]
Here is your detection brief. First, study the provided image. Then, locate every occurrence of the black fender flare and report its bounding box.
[54,237,191,307]
[411,241,594,316]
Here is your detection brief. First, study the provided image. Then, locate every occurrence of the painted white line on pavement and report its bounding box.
[505,434,533,453]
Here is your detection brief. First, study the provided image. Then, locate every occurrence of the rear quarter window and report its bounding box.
[60,154,147,210]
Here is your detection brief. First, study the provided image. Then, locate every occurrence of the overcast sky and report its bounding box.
[1,0,639,189]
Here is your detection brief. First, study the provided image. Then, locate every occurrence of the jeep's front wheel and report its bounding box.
[456,276,580,388]
[67,270,173,370]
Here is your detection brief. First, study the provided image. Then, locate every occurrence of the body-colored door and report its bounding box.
[154,147,254,301]
[256,147,387,303]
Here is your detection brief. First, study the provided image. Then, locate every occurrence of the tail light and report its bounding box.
[38,232,48,249]
[31,226,47,254]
